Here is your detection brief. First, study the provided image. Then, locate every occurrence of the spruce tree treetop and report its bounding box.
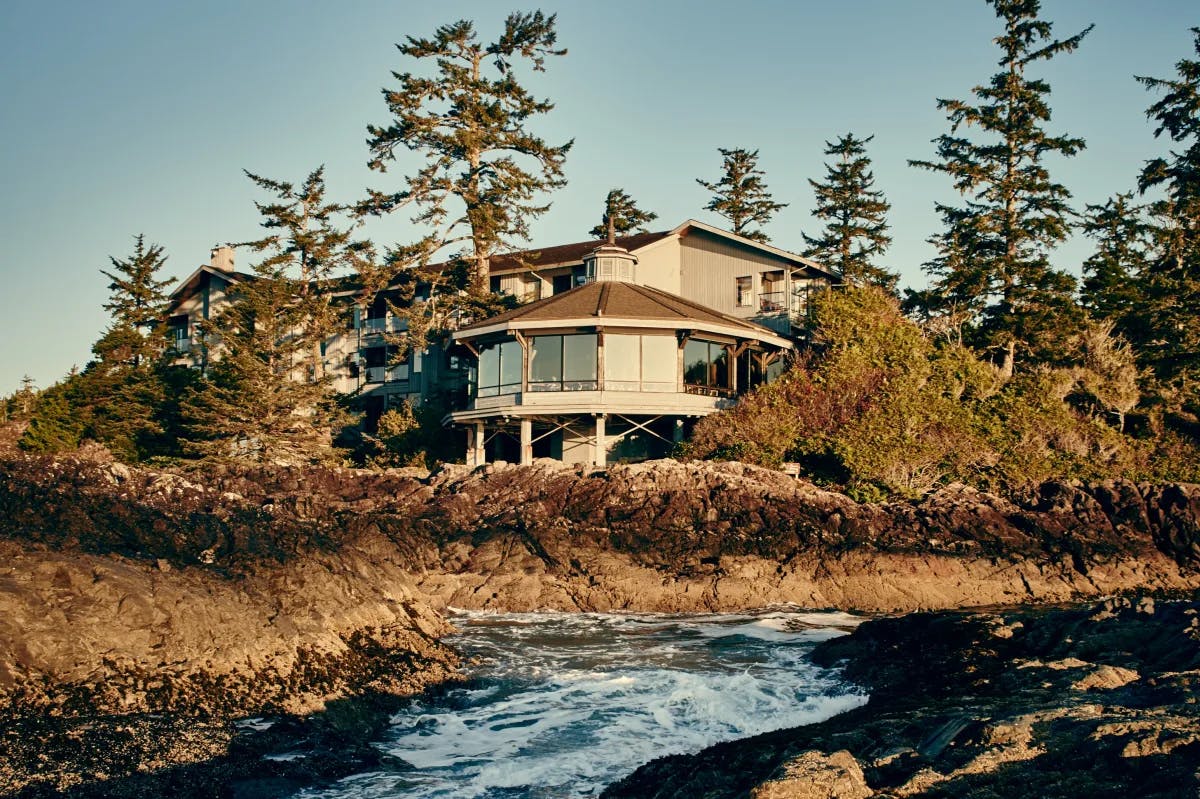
[96,234,172,369]
[365,11,572,293]
[1134,27,1200,398]
[241,166,354,380]
[101,235,171,325]
[589,188,658,240]
[696,147,786,243]
[802,133,896,292]
[909,0,1093,373]
[1079,192,1151,336]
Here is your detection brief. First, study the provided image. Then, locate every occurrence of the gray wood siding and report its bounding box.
[679,234,790,317]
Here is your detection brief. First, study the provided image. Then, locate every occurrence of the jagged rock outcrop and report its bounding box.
[0,452,1197,795]
[2,453,1198,623]
[604,596,1200,798]
[402,460,1200,612]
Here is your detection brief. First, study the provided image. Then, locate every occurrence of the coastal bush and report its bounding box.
[684,286,1200,498]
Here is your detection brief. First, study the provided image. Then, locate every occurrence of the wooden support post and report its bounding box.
[520,417,533,465]
[514,331,529,398]
[472,422,485,467]
[594,414,607,467]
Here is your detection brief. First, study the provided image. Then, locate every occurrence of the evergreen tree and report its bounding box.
[802,133,896,291]
[8,376,37,421]
[365,12,572,293]
[1079,192,1152,337]
[182,168,354,463]
[96,234,172,368]
[183,267,344,463]
[909,0,1093,374]
[588,188,658,239]
[242,166,353,380]
[1134,28,1200,403]
[26,236,182,461]
[696,148,786,243]
[18,386,83,454]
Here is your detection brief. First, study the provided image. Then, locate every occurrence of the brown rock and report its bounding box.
[752,750,872,799]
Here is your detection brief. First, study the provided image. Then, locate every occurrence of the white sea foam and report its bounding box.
[299,609,867,799]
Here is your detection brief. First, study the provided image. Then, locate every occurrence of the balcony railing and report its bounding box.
[758,291,785,313]
[684,384,736,399]
[363,365,412,384]
[359,317,407,335]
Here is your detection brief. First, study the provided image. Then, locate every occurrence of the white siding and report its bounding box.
[498,273,542,302]
[631,236,682,294]
[679,234,793,317]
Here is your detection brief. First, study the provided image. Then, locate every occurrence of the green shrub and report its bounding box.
[684,285,1199,499]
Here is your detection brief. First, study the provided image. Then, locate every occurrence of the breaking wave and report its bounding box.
[300,608,867,798]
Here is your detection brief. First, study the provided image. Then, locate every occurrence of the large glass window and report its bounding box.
[604,334,641,391]
[759,269,785,312]
[529,335,563,386]
[476,338,522,397]
[735,276,753,307]
[740,350,765,393]
[684,339,730,390]
[563,333,598,389]
[641,335,677,392]
[529,334,597,391]
[498,340,522,393]
[603,334,677,392]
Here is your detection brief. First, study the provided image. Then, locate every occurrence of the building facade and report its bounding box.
[165,222,838,465]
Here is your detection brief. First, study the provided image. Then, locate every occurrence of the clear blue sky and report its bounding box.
[0,0,1193,392]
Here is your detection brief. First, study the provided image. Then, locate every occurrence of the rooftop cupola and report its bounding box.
[583,217,638,283]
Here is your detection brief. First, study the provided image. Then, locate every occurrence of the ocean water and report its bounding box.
[299,608,868,799]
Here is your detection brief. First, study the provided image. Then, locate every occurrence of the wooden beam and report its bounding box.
[594,414,607,467]
[520,417,533,465]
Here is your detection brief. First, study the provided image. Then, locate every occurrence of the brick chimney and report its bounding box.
[210,245,235,272]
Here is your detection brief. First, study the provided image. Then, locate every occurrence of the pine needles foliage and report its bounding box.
[696,148,786,243]
[365,12,572,293]
[803,133,896,291]
[908,0,1093,374]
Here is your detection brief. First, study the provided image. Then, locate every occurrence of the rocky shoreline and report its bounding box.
[1,451,1198,796]
[604,596,1200,798]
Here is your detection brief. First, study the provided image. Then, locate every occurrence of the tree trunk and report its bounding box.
[999,340,1015,380]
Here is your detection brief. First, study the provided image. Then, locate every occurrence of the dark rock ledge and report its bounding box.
[603,596,1200,799]
[1,451,1198,796]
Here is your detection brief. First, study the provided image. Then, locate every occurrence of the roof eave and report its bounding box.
[452,316,793,349]
[671,219,842,280]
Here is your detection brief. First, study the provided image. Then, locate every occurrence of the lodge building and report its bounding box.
[165,220,839,466]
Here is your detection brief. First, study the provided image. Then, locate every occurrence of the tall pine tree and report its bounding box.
[909,0,1092,374]
[182,168,353,463]
[241,166,352,380]
[803,133,896,291]
[1135,27,1200,406]
[365,12,572,293]
[1079,192,1151,338]
[696,148,787,243]
[589,188,658,239]
[95,234,172,368]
